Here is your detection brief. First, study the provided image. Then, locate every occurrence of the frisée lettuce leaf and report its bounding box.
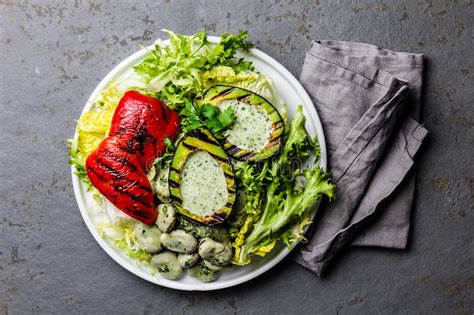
[234,167,335,264]
[134,30,254,108]
[232,105,335,265]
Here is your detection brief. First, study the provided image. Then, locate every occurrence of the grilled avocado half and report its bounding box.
[169,128,236,225]
[200,85,284,162]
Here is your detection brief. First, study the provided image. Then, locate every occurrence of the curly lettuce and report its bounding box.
[235,167,335,264]
[232,105,335,265]
[134,30,254,108]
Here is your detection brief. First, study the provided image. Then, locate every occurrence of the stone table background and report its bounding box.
[1,0,473,314]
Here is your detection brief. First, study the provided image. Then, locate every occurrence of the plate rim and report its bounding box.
[71,36,327,291]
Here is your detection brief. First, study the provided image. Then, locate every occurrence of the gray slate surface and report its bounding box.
[0,0,472,314]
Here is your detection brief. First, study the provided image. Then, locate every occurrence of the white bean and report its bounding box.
[160,230,197,254]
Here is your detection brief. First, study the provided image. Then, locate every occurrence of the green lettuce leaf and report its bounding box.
[231,105,335,265]
[134,29,254,109]
[234,165,335,265]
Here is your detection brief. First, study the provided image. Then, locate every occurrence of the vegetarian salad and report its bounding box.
[69,30,335,282]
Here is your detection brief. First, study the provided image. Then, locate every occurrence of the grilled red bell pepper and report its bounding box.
[86,136,157,224]
[110,90,180,171]
[86,91,180,225]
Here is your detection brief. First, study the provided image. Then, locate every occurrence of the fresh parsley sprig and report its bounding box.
[201,103,236,133]
[179,101,236,134]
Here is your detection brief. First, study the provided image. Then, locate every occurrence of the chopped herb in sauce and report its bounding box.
[220,100,273,151]
[180,151,228,216]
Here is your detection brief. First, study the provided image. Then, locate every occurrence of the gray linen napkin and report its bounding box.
[293,41,429,276]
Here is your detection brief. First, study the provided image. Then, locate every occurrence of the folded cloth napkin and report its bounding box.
[293,41,429,276]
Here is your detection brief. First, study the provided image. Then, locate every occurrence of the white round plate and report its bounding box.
[72,36,327,291]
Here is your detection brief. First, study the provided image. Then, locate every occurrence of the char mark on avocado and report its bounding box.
[200,85,284,162]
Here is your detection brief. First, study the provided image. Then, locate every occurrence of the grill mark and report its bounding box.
[181,142,228,163]
[181,142,198,152]
[223,172,234,180]
[86,165,106,182]
[103,151,138,172]
[239,152,256,161]
[273,120,284,130]
[95,159,125,179]
[110,113,141,138]
[226,146,243,156]
[237,94,251,102]
[122,190,152,207]
[203,217,219,225]
[210,87,234,100]
[170,195,182,202]
[223,140,236,149]
[99,153,137,174]
[138,185,152,193]
[116,138,133,153]
[270,130,283,141]
[126,123,149,155]
[212,213,225,221]
[125,206,151,219]
[97,158,152,196]
[168,168,181,178]
[113,116,154,157]
[168,180,179,188]
[267,137,281,148]
[187,129,218,146]
[208,152,228,163]
[110,176,151,195]
[124,178,152,194]
[224,144,236,151]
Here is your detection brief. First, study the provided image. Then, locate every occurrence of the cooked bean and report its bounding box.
[160,230,198,254]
